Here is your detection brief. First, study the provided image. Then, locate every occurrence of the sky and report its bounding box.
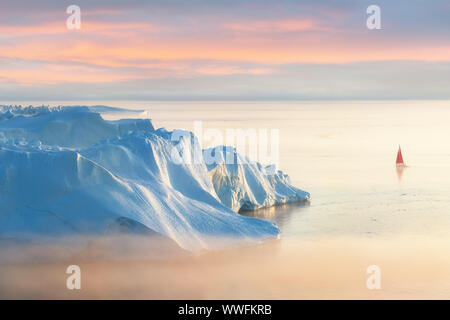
[0,0,449,101]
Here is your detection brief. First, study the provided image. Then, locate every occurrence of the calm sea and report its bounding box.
[3,100,450,298]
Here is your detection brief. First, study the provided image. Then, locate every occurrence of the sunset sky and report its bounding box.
[1,0,449,101]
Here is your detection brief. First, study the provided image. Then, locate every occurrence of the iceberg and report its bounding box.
[0,106,309,252]
[204,146,310,212]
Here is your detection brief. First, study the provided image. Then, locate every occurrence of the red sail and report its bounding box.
[396,146,404,165]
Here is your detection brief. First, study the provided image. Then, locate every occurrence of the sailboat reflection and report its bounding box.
[396,165,405,181]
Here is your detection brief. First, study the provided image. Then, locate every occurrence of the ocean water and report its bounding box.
[2,100,450,299]
[134,100,450,299]
[137,100,450,241]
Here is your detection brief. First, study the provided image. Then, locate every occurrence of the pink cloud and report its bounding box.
[0,21,158,37]
[195,65,275,76]
[1,64,149,85]
[223,19,320,33]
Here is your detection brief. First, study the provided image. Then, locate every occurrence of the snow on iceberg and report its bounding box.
[0,106,283,251]
[0,105,153,149]
[204,146,310,212]
[0,106,308,252]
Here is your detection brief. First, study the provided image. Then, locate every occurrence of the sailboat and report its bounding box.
[396,145,406,167]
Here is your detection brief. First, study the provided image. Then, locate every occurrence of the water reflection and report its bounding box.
[396,165,406,181]
[240,201,310,230]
